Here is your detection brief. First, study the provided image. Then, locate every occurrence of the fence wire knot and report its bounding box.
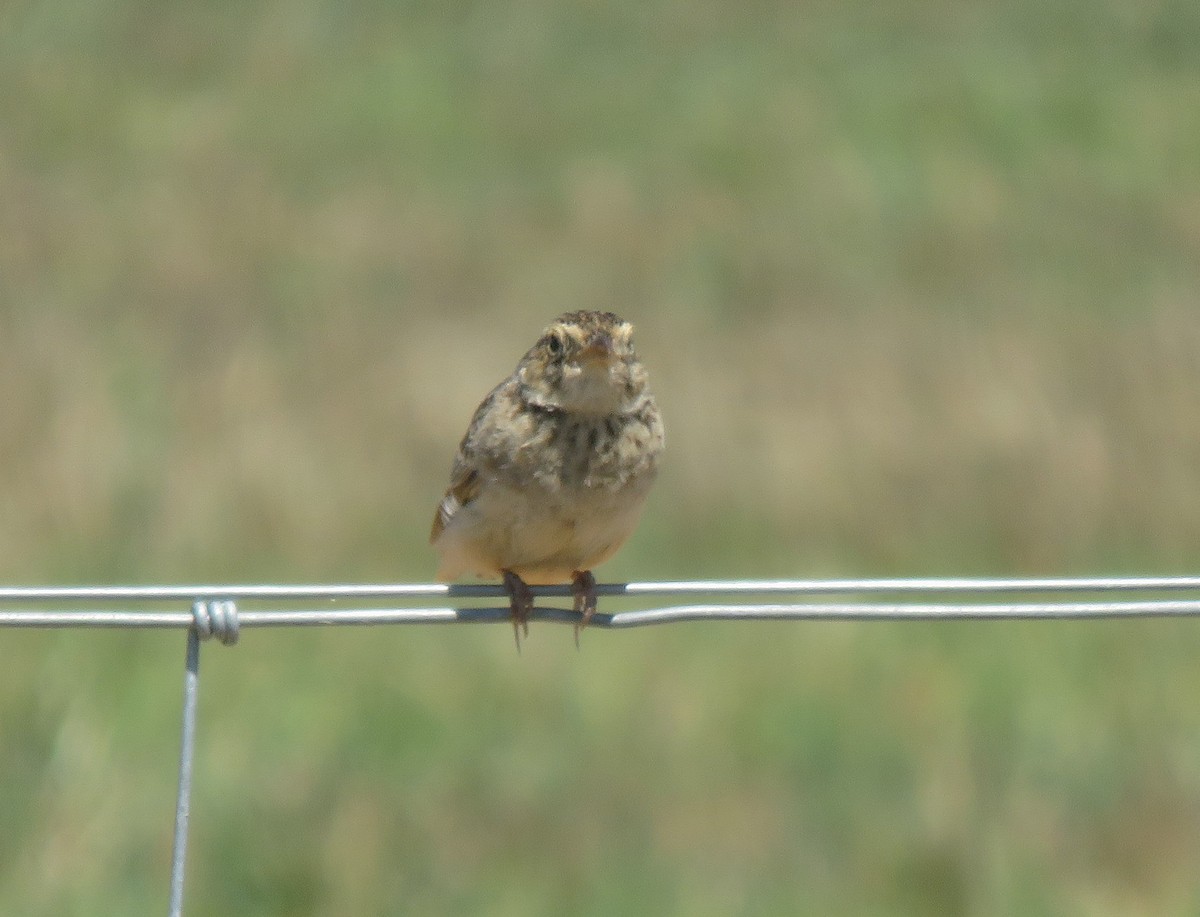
[191,599,240,646]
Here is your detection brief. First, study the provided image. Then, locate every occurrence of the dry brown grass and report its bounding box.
[3,300,1200,585]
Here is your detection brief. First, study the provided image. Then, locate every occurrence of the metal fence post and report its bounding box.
[167,600,239,917]
[167,625,201,917]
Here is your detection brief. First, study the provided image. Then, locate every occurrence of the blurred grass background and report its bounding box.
[3,0,1200,913]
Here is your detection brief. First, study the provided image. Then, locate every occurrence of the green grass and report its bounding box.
[3,0,1200,913]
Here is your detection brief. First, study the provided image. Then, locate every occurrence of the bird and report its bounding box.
[431,310,664,647]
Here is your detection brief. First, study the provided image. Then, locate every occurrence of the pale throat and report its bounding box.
[537,361,634,416]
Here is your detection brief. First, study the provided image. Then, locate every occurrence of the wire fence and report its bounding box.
[5,574,1200,916]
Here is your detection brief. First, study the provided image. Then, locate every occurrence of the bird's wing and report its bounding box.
[430,380,512,543]
[430,463,480,542]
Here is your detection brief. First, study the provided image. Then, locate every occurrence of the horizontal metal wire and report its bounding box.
[3,575,1200,602]
[3,577,1200,629]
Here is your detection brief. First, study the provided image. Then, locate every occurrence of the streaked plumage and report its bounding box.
[431,311,664,645]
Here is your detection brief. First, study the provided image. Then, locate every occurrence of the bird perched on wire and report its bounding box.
[431,310,664,648]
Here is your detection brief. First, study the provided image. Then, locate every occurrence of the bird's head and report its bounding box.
[517,311,650,416]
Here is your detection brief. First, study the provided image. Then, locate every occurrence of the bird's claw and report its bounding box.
[571,570,598,648]
[502,570,533,652]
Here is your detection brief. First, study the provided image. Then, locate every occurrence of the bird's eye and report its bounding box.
[546,334,564,357]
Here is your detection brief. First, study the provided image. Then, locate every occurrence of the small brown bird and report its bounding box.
[431,311,664,646]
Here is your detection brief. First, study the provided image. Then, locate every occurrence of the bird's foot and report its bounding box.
[502,569,533,652]
[571,570,598,648]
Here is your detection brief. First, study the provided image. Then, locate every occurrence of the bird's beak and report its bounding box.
[580,330,614,362]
